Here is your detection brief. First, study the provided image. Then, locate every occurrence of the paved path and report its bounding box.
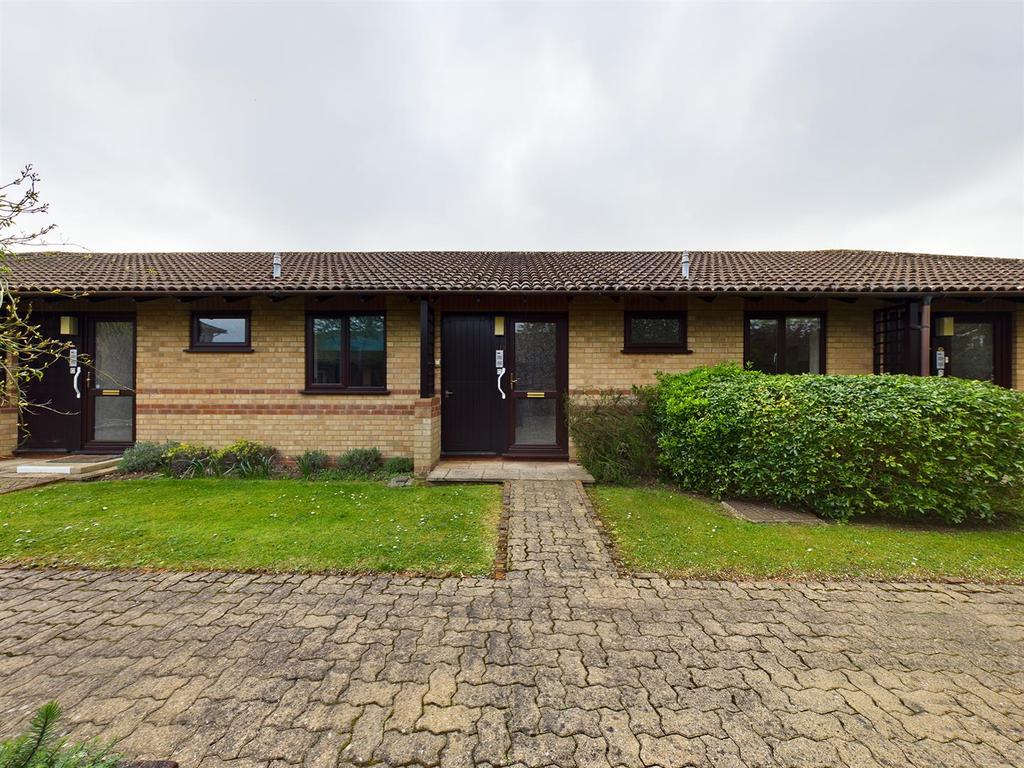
[1,480,1023,767]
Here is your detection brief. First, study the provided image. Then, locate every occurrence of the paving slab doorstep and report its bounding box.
[721,498,825,524]
[427,459,595,484]
[0,479,1021,768]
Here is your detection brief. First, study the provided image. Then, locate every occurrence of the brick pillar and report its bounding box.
[0,407,17,456]
[413,396,441,476]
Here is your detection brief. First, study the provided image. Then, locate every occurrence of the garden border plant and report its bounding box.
[119,441,415,482]
[565,387,659,484]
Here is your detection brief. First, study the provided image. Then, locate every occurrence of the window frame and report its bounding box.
[622,311,690,353]
[188,311,252,352]
[304,311,388,394]
[743,311,827,374]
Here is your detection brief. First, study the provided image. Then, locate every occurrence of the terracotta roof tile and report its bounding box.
[7,250,1024,294]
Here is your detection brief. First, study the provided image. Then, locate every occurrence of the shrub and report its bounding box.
[216,440,278,478]
[118,441,176,473]
[163,443,218,478]
[382,456,414,475]
[657,365,1024,523]
[566,388,660,484]
[0,701,121,767]
[335,447,382,478]
[297,449,330,479]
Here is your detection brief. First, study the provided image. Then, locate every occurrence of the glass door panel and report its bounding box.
[512,321,557,391]
[514,398,557,444]
[86,318,135,447]
[936,320,995,383]
[508,317,566,453]
[94,320,134,389]
[92,396,133,443]
[932,313,1010,387]
[950,322,995,382]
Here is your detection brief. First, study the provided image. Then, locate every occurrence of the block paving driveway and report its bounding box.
[1,480,1022,767]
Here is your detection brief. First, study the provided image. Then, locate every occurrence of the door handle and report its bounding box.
[72,368,82,400]
[496,368,506,400]
[444,389,454,397]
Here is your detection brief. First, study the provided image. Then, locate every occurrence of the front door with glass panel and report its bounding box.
[83,316,136,450]
[507,316,568,456]
[932,313,1010,387]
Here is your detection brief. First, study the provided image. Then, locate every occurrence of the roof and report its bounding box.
[7,250,1024,295]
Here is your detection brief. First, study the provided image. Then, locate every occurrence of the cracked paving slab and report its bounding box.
[1,479,1022,767]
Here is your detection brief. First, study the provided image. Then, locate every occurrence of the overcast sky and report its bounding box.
[2,1,1022,256]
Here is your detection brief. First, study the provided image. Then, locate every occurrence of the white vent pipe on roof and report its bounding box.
[681,251,690,280]
[272,252,282,279]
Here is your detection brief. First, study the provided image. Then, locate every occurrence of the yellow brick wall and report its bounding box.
[2,295,1018,468]
[824,300,878,375]
[413,396,441,474]
[568,296,745,393]
[134,296,421,459]
[567,296,933,388]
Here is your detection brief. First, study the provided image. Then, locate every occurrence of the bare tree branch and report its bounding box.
[0,165,74,427]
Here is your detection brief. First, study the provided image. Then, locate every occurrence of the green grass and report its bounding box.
[590,486,1024,582]
[0,479,502,575]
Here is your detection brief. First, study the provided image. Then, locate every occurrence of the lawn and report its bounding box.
[0,479,502,575]
[590,486,1024,582]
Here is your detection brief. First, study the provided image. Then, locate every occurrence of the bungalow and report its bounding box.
[3,250,1023,474]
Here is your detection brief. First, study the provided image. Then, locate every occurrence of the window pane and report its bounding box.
[514,398,557,445]
[746,318,779,373]
[92,396,133,442]
[196,316,247,345]
[94,320,134,389]
[513,321,557,391]
[629,316,682,345]
[312,317,343,384]
[784,317,822,374]
[950,322,994,382]
[348,315,385,388]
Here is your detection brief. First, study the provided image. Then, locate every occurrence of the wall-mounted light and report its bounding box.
[59,316,79,336]
[935,316,955,336]
[494,316,505,336]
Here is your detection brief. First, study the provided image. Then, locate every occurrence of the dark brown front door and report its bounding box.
[82,316,136,451]
[506,315,568,457]
[440,314,507,454]
[19,314,83,452]
[440,313,568,457]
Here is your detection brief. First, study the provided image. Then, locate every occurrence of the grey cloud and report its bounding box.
[2,1,1021,256]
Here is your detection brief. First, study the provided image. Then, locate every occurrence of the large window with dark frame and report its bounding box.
[306,313,386,392]
[744,313,825,374]
[623,311,688,352]
[189,312,251,352]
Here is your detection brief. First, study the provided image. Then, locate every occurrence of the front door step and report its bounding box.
[428,459,595,483]
[13,455,121,476]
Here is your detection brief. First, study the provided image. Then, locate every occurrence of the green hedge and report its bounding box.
[657,365,1024,523]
